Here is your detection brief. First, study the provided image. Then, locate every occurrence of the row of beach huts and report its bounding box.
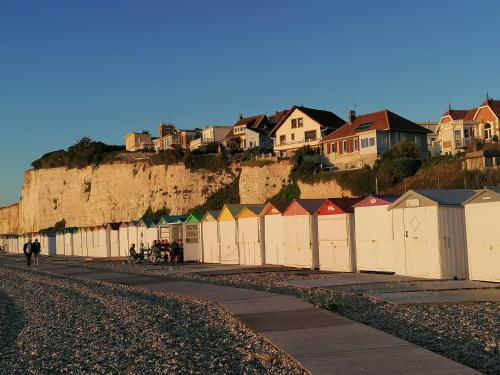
[1,188,498,282]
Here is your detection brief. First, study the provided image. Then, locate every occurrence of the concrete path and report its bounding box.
[0,255,478,374]
[371,288,500,304]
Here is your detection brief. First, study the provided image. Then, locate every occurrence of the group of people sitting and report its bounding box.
[129,238,184,264]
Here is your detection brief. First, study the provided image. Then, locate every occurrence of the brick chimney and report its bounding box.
[348,110,356,123]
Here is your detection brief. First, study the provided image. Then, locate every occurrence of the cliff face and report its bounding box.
[0,204,19,234]
[239,162,292,204]
[19,163,235,232]
[1,161,352,234]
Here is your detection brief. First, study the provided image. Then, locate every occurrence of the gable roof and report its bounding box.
[283,199,326,215]
[202,210,221,221]
[219,204,247,218]
[225,114,270,138]
[269,105,345,137]
[328,198,364,213]
[463,186,500,205]
[236,204,266,218]
[158,215,188,225]
[389,189,475,209]
[353,195,400,208]
[478,98,500,118]
[269,110,289,126]
[261,201,289,215]
[322,109,430,142]
[185,212,204,222]
[105,222,121,231]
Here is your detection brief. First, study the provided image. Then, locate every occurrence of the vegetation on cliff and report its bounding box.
[31,138,125,169]
[189,177,240,213]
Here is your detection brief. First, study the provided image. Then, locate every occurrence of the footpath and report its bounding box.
[0,255,478,375]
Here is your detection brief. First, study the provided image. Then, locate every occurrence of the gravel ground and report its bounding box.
[64,260,500,375]
[0,266,307,375]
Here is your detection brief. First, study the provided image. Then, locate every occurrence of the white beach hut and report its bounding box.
[85,227,96,257]
[73,228,83,256]
[218,204,245,264]
[40,232,56,256]
[56,230,65,255]
[182,213,203,262]
[282,199,325,269]
[388,189,475,279]
[127,221,139,251]
[201,210,221,263]
[317,198,363,272]
[63,228,76,256]
[146,220,159,248]
[236,204,266,266]
[262,202,288,266]
[354,195,399,273]
[94,225,111,258]
[118,222,130,257]
[463,187,500,282]
[106,223,121,257]
[136,219,149,250]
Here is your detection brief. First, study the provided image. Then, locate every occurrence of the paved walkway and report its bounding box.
[0,255,478,374]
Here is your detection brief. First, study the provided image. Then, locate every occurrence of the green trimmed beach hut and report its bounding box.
[183,213,204,261]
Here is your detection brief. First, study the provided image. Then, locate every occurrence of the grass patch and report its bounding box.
[241,159,275,167]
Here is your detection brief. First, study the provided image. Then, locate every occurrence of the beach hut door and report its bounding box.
[403,207,429,276]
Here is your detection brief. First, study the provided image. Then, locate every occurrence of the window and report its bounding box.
[291,118,303,128]
[291,133,295,141]
[342,140,347,153]
[280,135,286,145]
[454,130,461,139]
[485,123,492,139]
[361,137,375,148]
[304,130,316,141]
[464,129,470,138]
[354,138,359,151]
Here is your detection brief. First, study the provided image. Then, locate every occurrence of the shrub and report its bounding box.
[241,159,275,167]
[31,137,125,169]
[183,151,228,171]
[242,146,266,161]
[54,219,66,229]
[269,180,300,206]
[149,149,183,166]
[334,167,376,196]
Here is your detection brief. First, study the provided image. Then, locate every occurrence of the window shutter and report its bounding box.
[326,143,331,154]
[347,139,352,153]
[338,142,342,154]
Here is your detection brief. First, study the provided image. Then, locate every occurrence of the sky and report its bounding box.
[1,0,500,206]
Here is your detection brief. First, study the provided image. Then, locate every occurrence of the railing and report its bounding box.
[275,138,320,147]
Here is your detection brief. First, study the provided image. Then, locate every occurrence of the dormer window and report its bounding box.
[291,118,303,128]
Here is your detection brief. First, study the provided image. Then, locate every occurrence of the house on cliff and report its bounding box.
[320,109,430,170]
[224,114,274,151]
[269,105,345,157]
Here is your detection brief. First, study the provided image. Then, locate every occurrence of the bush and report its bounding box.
[54,219,66,229]
[183,151,228,171]
[269,180,300,206]
[242,146,265,161]
[241,159,275,167]
[334,167,376,196]
[149,149,183,166]
[31,137,125,169]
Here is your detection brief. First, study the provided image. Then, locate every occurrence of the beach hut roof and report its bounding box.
[462,186,500,205]
[318,198,364,215]
[147,219,159,228]
[185,212,204,222]
[353,195,400,208]
[202,210,220,221]
[137,219,148,227]
[158,215,188,225]
[119,222,129,228]
[105,222,121,231]
[128,221,139,228]
[283,199,326,216]
[389,189,475,210]
[220,204,247,218]
[64,227,78,234]
[236,204,266,218]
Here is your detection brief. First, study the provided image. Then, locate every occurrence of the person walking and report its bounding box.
[23,239,33,266]
[32,239,41,266]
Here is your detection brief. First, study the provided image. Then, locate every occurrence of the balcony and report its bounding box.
[275,137,320,148]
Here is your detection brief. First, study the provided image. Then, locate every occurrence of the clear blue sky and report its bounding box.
[1,0,499,206]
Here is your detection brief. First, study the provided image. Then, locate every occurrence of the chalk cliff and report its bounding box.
[0,204,19,234]
[1,161,351,234]
[18,163,235,232]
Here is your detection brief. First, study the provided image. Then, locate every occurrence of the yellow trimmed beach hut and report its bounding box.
[201,210,220,263]
[236,204,266,265]
[218,204,245,264]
